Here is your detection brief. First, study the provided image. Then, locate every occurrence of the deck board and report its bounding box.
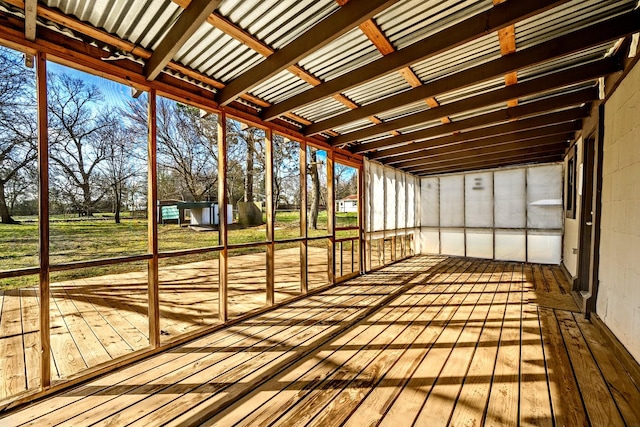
[1,255,640,426]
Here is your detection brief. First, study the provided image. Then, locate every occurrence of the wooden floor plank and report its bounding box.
[574,313,640,425]
[49,289,369,427]
[538,308,589,427]
[19,288,41,392]
[207,258,462,427]
[275,260,473,427]
[0,290,27,400]
[447,263,512,427]
[484,263,521,427]
[519,304,553,427]
[555,309,626,426]
[379,261,491,425]
[8,288,357,427]
[2,256,639,427]
[412,262,498,426]
[78,288,391,426]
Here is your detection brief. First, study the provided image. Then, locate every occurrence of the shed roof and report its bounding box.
[1,0,638,175]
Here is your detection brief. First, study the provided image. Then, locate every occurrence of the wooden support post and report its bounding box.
[217,111,228,322]
[327,149,335,284]
[300,141,308,294]
[359,163,365,274]
[36,52,50,388]
[147,89,160,347]
[265,128,274,306]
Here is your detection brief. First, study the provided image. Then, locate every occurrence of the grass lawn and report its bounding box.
[0,210,355,289]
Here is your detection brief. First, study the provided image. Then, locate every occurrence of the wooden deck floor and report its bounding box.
[1,255,639,426]
[0,247,330,401]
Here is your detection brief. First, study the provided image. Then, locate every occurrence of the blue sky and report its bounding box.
[48,61,132,109]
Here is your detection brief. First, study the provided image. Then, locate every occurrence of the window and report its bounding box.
[566,145,577,219]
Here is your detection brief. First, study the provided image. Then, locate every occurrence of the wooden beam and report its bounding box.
[217,0,400,105]
[390,124,578,168]
[265,129,274,306]
[405,146,567,175]
[359,19,394,55]
[345,56,619,150]
[36,52,50,388]
[394,135,571,169]
[217,111,228,322]
[24,0,36,41]
[305,10,639,136]
[205,12,322,86]
[377,110,584,164]
[368,87,597,160]
[145,0,222,80]
[410,150,564,175]
[147,89,160,348]
[405,144,566,173]
[262,0,570,121]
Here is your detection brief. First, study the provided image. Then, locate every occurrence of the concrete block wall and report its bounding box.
[597,60,640,362]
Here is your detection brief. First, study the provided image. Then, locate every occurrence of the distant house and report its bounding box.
[336,194,358,213]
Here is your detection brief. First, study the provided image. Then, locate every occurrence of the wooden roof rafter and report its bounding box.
[215,0,401,106]
[262,0,570,122]
[411,150,566,175]
[305,2,629,138]
[370,87,598,161]
[318,11,640,146]
[401,138,571,171]
[144,0,223,80]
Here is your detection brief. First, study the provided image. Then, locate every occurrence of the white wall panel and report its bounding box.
[372,162,385,231]
[494,169,526,228]
[528,231,562,264]
[407,176,416,228]
[421,177,439,227]
[440,175,464,227]
[385,167,396,230]
[466,230,494,259]
[465,172,493,228]
[441,229,465,256]
[397,171,406,229]
[527,164,563,229]
[420,228,440,254]
[495,230,526,262]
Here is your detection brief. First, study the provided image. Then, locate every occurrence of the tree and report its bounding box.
[335,164,358,200]
[126,98,218,202]
[98,121,143,223]
[307,147,321,230]
[47,72,116,216]
[272,135,301,213]
[0,47,37,224]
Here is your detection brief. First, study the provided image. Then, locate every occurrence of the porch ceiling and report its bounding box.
[1,0,639,175]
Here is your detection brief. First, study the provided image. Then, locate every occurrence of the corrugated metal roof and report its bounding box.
[376,0,493,50]
[175,22,263,82]
[516,0,636,49]
[342,72,412,106]
[25,0,639,175]
[45,0,181,51]
[217,0,338,50]
[294,97,350,123]
[298,27,382,82]
[251,70,312,105]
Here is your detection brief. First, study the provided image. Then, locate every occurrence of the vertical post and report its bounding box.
[327,149,335,284]
[36,52,51,388]
[359,163,365,274]
[217,111,228,322]
[300,141,308,294]
[265,128,274,306]
[382,166,387,265]
[147,89,160,347]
